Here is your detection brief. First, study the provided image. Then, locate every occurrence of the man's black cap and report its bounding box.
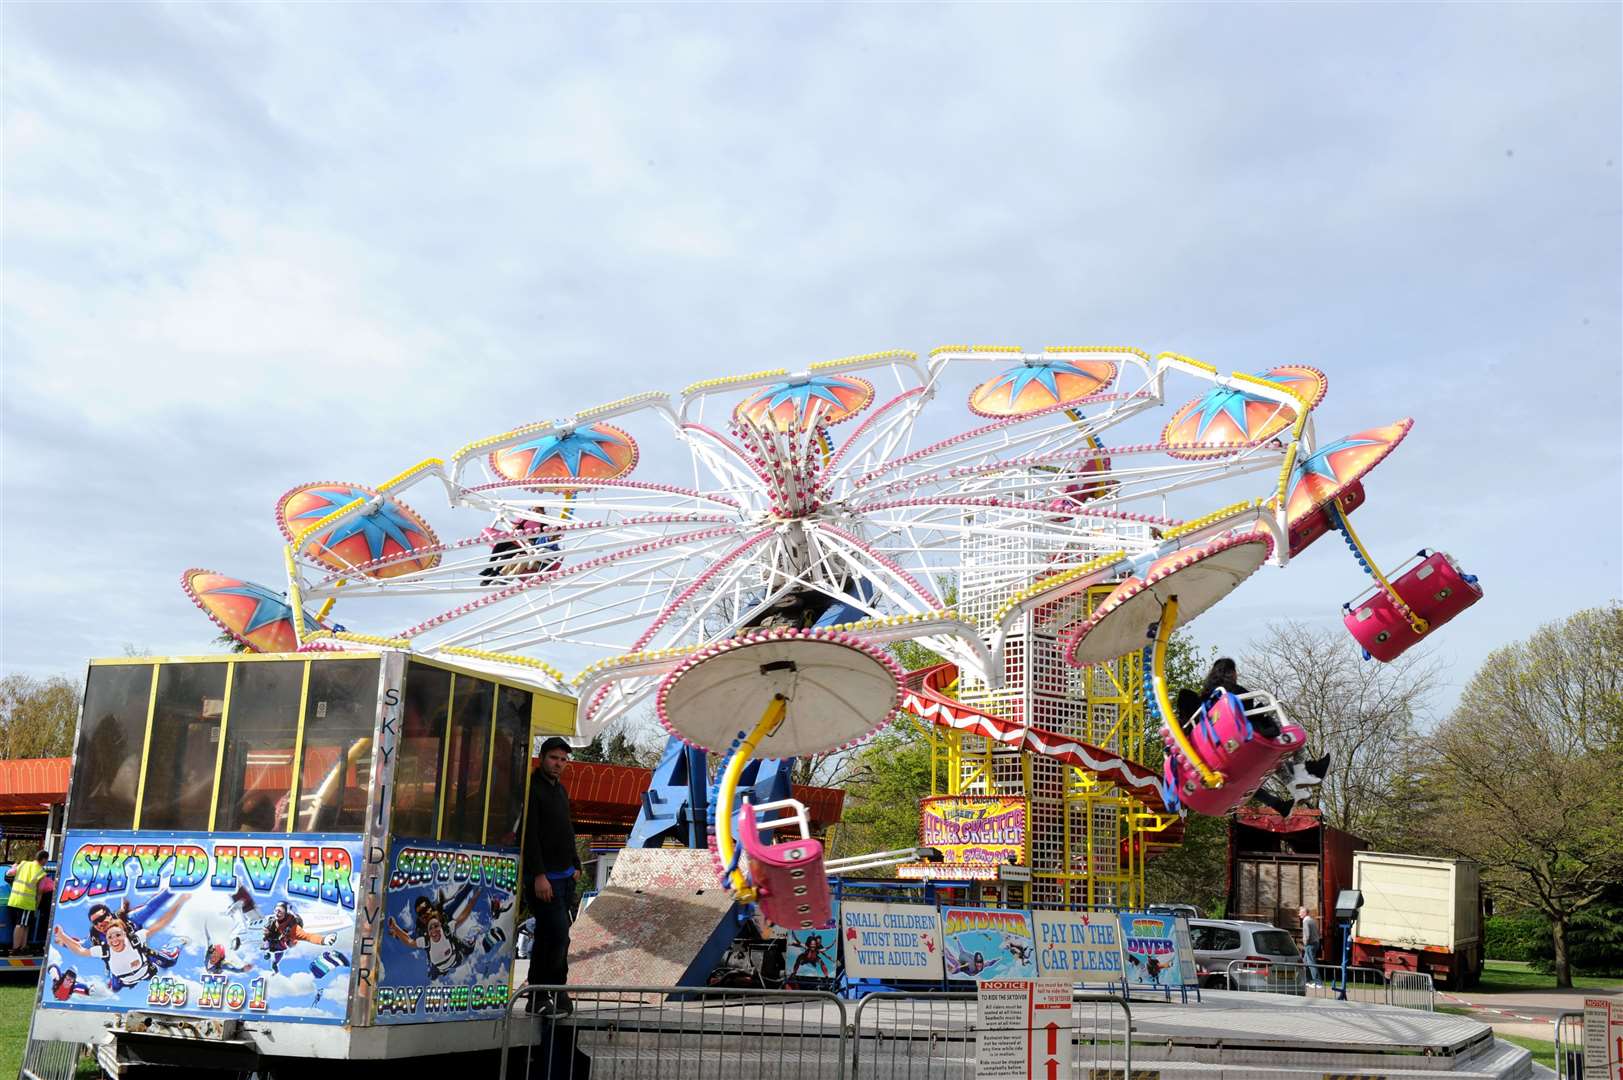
[539,736,573,756]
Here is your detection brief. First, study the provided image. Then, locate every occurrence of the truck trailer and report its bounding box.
[1226,809,1368,972]
[1351,851,1484,989]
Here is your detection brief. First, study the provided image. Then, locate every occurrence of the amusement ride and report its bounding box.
[183,345,1481,926]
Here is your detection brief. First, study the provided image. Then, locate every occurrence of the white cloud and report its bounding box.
[1,3,1618,714]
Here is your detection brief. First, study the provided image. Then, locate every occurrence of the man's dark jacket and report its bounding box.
[522,769,580,905]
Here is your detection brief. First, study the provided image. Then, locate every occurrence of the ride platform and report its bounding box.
[507,987,1541,1080]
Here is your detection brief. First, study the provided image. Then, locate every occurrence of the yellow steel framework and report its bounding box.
[906,582,1172,910]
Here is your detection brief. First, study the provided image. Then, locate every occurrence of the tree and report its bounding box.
[573,725,662,768]
[1420,605,1623,987]
[1242,621,1439,840]
[0,673,83,759]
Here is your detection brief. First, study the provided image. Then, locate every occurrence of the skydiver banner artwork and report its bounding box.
[1117,912,1197,989]
[940,906,1038,981]
[42,832,361,1024]
[372,838,519,1025]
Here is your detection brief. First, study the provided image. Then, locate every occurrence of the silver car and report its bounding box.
[1188,918,1305,993]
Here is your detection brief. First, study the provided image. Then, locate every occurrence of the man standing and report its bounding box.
[1298,905,1321,986]
[523,736,580,1015]
[6,849,49,954]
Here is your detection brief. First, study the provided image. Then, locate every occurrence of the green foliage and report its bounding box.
[830,717,934,864]
[0,673,81,759]
[1419,604,1623,987]
[1527,886,1623,975]
[573,728,660,768]
[1485,911,1550,962]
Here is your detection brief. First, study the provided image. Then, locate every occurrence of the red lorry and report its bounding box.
[1226,808,1368,972]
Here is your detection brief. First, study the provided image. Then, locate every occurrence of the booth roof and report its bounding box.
[0,757,70,814]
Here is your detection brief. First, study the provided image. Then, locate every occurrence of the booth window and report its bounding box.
[392,662,451,839]
[295,659,379,833]
[67,664,156,830]
[212,660,305,833]
[441,676,493,843]
[138,663,229,831]
[484,687,532,847]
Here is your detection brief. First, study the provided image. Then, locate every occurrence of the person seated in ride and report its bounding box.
[479,506,561,583]
[1181,658,1330,815]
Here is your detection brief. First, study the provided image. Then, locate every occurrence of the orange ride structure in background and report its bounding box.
[183,346,1479,921]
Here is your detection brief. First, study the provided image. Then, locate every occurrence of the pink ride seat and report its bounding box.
[737,800,832,931]
[1163,690,1305,816]
[1344,550,1482,662]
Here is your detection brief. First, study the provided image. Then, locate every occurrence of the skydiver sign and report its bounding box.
[43,832,361,1024]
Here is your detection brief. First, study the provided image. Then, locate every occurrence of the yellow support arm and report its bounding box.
[714,695,788,903]
[1152,596,1223,789]
[1330,504,1428,634]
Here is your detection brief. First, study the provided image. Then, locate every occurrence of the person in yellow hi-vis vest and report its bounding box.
[6,849,49,954]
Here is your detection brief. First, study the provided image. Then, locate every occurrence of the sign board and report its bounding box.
[942,907,1038,981]
[784,904,839,983]
[42,830,361,1024]
[1585,997,1621,1080]
[1117,912,1194,989]
[975,979,1073,1079]
[921,795,1029,864]
[372,838,520,1024]
[1033,910,1125,985]
[840,902,943,981]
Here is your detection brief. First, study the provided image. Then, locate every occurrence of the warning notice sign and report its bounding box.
[975,978,1073,1079]
[1584,997,1620,1080]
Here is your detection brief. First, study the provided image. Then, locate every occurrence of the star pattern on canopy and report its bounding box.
[762,376,857,414]
[1186,371,1298,440]
[987,361,1096,404]
[508,426,629,479]
[1294,434,1383,484]
[290,486,423,562]
[202,580,310,633]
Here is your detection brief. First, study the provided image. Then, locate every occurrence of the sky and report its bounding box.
[3,3,1619,727]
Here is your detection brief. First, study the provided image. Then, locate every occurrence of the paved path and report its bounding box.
[1440,984,1621,1042]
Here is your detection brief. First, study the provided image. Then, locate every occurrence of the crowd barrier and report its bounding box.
[504,983,851,1079]
[1224,960,1434,1010]
[1554,1009,1584,1080]
[18,1003,80,1080]
[851,990,1132,1079]
[503,983,1134,1079]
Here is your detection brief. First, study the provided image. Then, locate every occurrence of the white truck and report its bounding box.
[1350,851,1483,989]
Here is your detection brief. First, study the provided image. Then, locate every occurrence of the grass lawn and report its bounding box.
[1480,959,1623,994]
[1498,1033,1559,1072]
[1,976,41,1080]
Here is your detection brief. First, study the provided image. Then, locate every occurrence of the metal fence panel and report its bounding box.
[18,993,84,1080]
[1554,1009,1584,1080]
[850,990,1132,1079]
[1224,960,1431,1009]
[503,983,849,1080]
[1386,970,1435,1011]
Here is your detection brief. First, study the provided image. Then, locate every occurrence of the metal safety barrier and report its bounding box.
[17,1001,84,1080]
[503,982,850,1079]
[1224,959,1433,1010]
[850,990,1132,1079]
[1387,970,1435,1011]
[1554,1009,1584,1080]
